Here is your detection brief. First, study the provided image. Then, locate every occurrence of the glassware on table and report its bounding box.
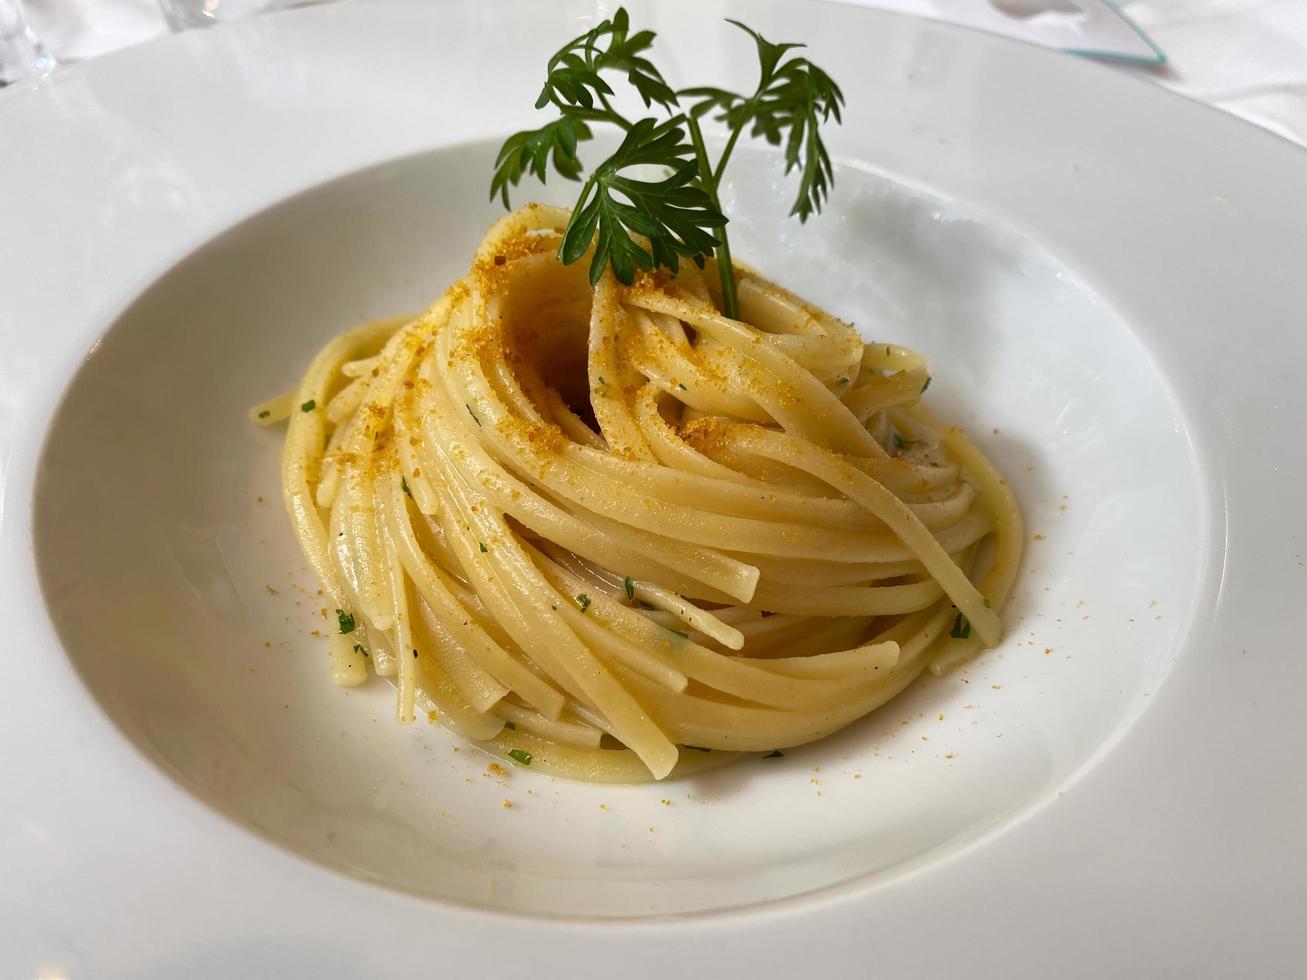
[0,0,53,87]
[157,0,342,31]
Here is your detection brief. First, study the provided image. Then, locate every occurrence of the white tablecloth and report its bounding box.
[1119,0,1307,146]
[16,0,1307,148]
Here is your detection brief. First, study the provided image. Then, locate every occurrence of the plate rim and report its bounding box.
[2,0,1305,974]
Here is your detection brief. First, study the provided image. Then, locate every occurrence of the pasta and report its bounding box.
[257,204,1022,782]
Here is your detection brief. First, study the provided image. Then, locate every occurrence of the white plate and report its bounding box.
[2,0,1305,975]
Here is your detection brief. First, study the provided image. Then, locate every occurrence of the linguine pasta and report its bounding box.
[255,204,1022,782]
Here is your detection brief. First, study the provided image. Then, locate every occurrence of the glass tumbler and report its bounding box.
[158,0,341,31]
[0,0,52,87]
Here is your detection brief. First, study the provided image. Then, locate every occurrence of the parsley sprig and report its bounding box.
[491,9,844,319]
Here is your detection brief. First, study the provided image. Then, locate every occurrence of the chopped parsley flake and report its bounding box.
[503,720,516,731]
[763,750,784,759]
[466,403,481,425]
[336,609,356,634]
[624,576,635,600]
[300,399,316,413]
[597,375,606,385]
[575,593,591,613]
[677,383,687,391]
[401,476,412,497]
[479,542,488,553]
[257,409,271,419]
[508,748,532,766]
[920,376,932,394]
[950,613,971,639]
[352,643,368,658]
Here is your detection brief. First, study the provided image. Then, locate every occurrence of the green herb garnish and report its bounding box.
[352,642,368,658]
[336,609,356,634]
[503,720,517,731]
[479,541,488,553]
[920,377,932,394]
[257,409,271,419]
[466,404,481,426]
[950,613,971,639]
[401,476,412,497]
[624,576,636,600]
[491,8,844,319]
[300,399,316,413]
[576,593,592,613]
[508,748,533,766]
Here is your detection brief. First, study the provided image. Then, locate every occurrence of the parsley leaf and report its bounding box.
[490,116,592,208]
[593,10,676,110]
[560,119,725,285]
[950,613,971,639]
[336,609,355,634]
[683,20,844,221]
[507,748,533,766]
[624,576,636,600]
[537,9,676,114]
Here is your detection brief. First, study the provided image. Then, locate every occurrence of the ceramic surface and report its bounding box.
[2,0,1305,975]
